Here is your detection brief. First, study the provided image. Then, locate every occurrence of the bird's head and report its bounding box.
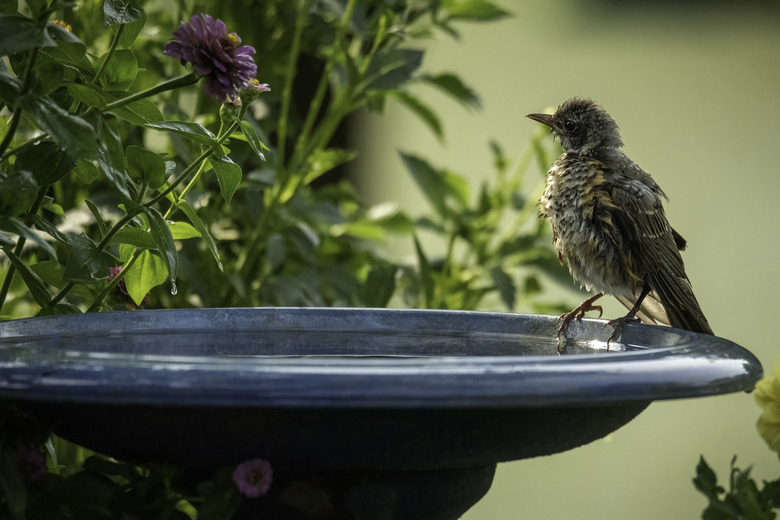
[527,97,623,155]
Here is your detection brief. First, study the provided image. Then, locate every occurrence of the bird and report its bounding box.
[526,97,713,341]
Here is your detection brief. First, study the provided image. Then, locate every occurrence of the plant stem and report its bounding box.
[289,0,357,173]
[0,48,39,158]
[275,0,308,174]
[0,188,47,313]
[48,119,239,309]
[103,73,200,112]
[85,250,141,312]
[91,24,124,86]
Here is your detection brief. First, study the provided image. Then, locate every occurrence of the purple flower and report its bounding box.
[164,14,257,102]
[16,447,47,482]
[232,458,273,498]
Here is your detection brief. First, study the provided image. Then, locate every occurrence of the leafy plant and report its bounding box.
[694,456,780,520]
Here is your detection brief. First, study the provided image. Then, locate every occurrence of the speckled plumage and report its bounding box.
[529,97,712,336]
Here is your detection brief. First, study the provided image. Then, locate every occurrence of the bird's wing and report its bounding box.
[610,179,713,334]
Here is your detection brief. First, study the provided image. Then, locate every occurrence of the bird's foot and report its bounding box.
[605,315,641,348]
[557,294,604,339]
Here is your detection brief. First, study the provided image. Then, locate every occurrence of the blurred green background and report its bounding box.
[352,0,780,518]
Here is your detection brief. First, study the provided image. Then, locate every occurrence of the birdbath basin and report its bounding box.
[0,308,762,520]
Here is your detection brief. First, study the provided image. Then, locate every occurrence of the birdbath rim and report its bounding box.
[0,307,762,409]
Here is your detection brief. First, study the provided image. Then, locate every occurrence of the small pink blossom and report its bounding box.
[232,458,273,498]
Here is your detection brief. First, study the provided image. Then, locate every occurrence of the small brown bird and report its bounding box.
[527,97,713,339]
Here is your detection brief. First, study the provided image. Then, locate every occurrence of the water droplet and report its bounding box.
[170,280,178,296]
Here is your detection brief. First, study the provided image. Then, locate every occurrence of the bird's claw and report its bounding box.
[557,299,604,339]
[605,316,641,348]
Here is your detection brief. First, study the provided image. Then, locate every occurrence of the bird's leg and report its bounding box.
[606,283,652,346]
[558,293,604,338]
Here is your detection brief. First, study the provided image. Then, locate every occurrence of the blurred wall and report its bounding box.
[352,1,780,518]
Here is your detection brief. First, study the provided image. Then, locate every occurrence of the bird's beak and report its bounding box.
[526,113,555,129]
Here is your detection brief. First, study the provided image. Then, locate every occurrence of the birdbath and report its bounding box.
[0,308,762,520]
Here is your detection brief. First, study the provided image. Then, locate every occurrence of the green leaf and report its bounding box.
[115,10,147,47]
[0,170,38,217]
[361,262,397,308]
[42,41,94,77]
[123,248,167,306]
[266,233,286,270]
[30,54,64,96]
[95,49,137,90]
[2,248,51,306]
[63,234,112,284]
[389,90,443,141]
[413,234,434,309]
[84,200,108,236]
[401,153,446,216]
[177,200,222,271]
[0,15,56,55]
[304,148,357,185]
[237,119,268,162]
[15,140,76,185]
[103,0,143,25]
[420,73,481,109]
[30,214,71,247]
[65,82,107,110]
[109,96,164,125]
[169,221,200,240]
[1,217,57,259]
[18,95,98,160]
[110,227,156,249]
[489,266,516,310]
[95,118,129,196]
[126,145,166,188]
[145,121,219,147]
[73,159,100,184]
[364,48,424,91]
[208,155,242,204]
[442,0,512,21]
[145,207,177,294]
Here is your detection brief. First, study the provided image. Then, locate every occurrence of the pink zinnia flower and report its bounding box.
[232,458,273,498]
[164,14,257,102]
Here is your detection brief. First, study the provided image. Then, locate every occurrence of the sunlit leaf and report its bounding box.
[123,248,167,306]
[442,0,511,21]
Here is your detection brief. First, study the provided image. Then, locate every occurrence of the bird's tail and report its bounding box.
[647,274,713,335]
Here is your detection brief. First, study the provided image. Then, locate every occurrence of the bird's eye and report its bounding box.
[563,119,577,132]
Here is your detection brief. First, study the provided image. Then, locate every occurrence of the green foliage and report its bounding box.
[0,0,578,517]
[694,456,780,519]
